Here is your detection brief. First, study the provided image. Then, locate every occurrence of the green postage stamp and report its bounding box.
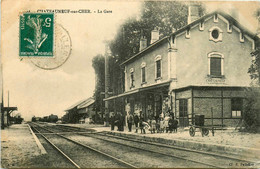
[19,13,54,57]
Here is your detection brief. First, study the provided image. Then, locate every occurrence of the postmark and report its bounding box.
[20,13,54,57]
[29,24,72,70]
[19,12,72,70]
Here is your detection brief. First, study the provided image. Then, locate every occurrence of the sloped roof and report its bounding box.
[120,10,259,66]
[77,98,95,109]
[65,97,95,111]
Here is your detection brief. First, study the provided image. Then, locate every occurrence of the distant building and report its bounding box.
[105,7,259,127]
[65,97,96,123]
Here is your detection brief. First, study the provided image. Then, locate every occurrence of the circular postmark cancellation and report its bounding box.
[30,24,72,70]
[19,12,72,70]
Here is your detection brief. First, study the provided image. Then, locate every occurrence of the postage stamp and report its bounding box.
[19,13,54,57]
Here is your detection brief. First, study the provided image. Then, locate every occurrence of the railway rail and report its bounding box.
[29,123,137,168]
[30,122,258,168]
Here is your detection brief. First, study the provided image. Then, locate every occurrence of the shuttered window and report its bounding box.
[210,57,221,76]
[130,72,134,88]
[141,67,146,83]
[156,60,161,78]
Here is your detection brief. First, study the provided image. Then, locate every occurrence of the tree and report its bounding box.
[243,8,260,132]
[92,54,105,122]
[248,46,260,86]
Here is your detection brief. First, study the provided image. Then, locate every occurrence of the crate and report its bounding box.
[195,114,204,126]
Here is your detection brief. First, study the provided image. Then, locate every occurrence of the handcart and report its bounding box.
[189,114,215,137]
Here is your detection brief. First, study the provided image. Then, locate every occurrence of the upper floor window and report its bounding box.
[208,52,224,77]
[155,55,162,79]
[231,98,243,117]
[209,26,223,42]
[130,68,135,89]
[142,67,146,83]
[141,62,146,83]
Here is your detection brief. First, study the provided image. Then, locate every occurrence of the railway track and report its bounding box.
[31,123,258,168]
[29,123,137,168]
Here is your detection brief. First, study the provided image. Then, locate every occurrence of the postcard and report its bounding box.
[1,0,260,168]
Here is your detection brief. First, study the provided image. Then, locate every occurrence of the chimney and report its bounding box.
[257,10,260,36]
[151,27,159,44]
[188,4,200,24]
[230,6,239,21]
[139,36,147,51]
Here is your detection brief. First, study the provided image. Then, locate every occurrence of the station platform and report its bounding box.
[1,123,44,168]
[64,123,260,161]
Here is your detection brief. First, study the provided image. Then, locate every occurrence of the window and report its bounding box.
[155,55,162,80]
[141,67,146,83]
[209,26,223,42]
[210,57,221,76]
[211,29,219,39]
[179,99,188,117]
[208,52,224,77]
[130,68,134,89]
[156,60,161,78]
[231,98,243,117]
[130,72,134,88]
[141,62,146,84]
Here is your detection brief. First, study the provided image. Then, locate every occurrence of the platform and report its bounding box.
[1,123,44,168]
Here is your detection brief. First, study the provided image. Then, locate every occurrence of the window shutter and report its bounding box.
[142,67,146,83]
[210,57,221,76]
[156,60,161,78]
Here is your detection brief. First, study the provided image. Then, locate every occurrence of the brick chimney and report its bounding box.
[151,27,159,44]
[188,4,200,24]
[139,36,147,51]
[257,10,260,37]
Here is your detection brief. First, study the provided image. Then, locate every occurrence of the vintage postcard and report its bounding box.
[1,0,260,168]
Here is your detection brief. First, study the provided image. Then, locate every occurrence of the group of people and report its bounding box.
[110,111,179,134]
[110,112,124,131]
[130,113,179,134]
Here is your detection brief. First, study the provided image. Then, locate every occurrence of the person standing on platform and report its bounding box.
[173,117,179,133]
[168,115,174,133]
[127,114,133,132]
[110,113,115,131]
[118,112,124,131]
[139,116,144,134]
[134,113,139,133]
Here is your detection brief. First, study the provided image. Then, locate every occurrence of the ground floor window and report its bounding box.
[231,98,243,117]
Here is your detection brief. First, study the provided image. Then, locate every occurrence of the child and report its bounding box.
[159,117,164,133]
[151,117,156,134]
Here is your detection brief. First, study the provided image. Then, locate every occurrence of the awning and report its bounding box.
[103,88,139,101]
[103,80,171,101]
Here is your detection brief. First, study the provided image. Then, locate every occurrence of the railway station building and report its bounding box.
[64,97,96,123]
[104,7,259,127]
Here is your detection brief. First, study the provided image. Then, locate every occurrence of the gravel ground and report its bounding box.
[74,124,260,149]
[44,134,127,168]
[1,124,41,168]
[85,133,243,168]
[65,134,210,168]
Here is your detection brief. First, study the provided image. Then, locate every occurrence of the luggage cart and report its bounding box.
[189,114,215,137]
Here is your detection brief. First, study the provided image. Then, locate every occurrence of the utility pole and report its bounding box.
[104,42,111,126]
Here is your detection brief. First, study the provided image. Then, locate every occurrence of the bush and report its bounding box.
[243,87,260,132]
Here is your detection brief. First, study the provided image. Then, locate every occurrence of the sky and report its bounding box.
[1,1,259,121]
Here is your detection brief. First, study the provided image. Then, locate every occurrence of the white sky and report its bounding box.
[1,1,259,121]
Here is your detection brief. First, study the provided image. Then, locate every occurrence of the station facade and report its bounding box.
[104,9,258,127]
